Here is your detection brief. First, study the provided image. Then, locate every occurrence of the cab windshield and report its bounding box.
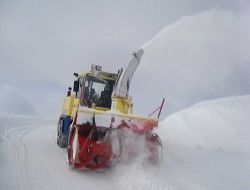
[80,75,114,108]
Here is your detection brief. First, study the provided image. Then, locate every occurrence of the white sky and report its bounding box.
[0,0,249,117]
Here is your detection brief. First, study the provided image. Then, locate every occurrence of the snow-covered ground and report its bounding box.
[0,95,249,190]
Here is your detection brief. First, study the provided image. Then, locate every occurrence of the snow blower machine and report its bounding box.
[57,49,164,170]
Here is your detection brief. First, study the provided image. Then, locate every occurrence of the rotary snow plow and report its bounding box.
[57,49,164,170]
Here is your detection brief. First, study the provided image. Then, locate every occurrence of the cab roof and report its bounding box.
[78,70,118,81]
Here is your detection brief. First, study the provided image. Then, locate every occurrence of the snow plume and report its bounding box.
[117,129,150,164]
[0,85,36,116]
[132,8,250,116]
[109,129,172,190]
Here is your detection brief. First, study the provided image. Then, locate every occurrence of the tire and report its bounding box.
[57,118,68,148]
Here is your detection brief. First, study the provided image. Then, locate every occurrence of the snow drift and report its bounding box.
[132,8,250,115]
[159,95,250,154]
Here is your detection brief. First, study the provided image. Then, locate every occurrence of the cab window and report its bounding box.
[79,76,114,108]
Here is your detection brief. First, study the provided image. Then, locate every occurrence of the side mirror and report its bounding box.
[74,73,79,77]
[73,80,79,92]
[67,87,72,96]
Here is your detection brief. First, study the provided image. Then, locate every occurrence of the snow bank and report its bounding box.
[132,8,250,115]
[159,95,250,154]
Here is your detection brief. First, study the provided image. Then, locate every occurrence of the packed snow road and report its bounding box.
[0,117,171,190]
[0,117,115,190]
[0,95,250,190]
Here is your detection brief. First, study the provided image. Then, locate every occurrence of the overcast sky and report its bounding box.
[0,0,249,117]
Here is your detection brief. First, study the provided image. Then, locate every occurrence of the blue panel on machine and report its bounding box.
[63,116,72,135]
